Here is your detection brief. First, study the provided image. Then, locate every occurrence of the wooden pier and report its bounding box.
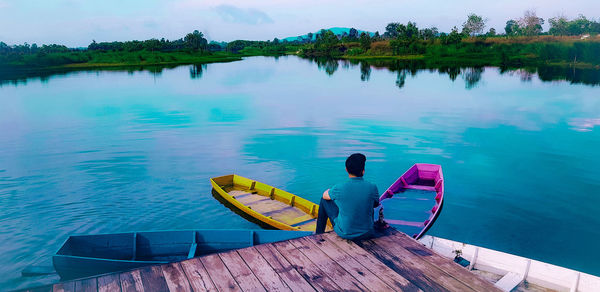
[28,230,501,292]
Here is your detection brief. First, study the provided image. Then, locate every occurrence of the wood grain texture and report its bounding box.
[218,250,266,291]
[200,254,242,292]
[289,237,369,291]
[272,241,341,292]
[306,235,395,292]
[120,269,145,292]
[74,278,97,292]
[138,265,169,292]
[237,246,292,292]
[372,235,482,291]
[97,274,121,292]
[362,238,473,292]
[388,231,502,291]
[254,244,315,292]
[161,262,192,292]
[180,258,217,292]
[322,232,422,292]
[53,281,75,292]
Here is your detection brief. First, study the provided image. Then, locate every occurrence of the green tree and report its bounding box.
[348,28,359,40]
[385,23,400,38]
[505,20,520,36]
[549,16,569,35]
[359,32,372,50]
[419,27,438,40]
[445,26,464,44]
[487,28,497,36]
[462,13,486,36]
[184,30,208,52]
[397,22,419,40]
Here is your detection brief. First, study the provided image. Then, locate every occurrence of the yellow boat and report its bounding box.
[211,174,331,232]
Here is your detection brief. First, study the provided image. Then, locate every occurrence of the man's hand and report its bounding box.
[322,189,331,200]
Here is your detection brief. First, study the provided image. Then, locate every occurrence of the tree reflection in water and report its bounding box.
[190,64,207,79]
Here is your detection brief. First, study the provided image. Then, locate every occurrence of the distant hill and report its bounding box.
[282,27,375,42]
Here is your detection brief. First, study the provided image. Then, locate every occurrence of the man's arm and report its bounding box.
[322,189,332,200]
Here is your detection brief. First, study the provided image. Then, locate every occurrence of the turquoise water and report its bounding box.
[1,56,599,289]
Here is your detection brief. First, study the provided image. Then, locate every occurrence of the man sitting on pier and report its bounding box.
[315,153,380,240]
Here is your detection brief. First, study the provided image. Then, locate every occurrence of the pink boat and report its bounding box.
[379,163,444,239]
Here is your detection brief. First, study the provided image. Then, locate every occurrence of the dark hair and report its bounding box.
[345,153,366,177]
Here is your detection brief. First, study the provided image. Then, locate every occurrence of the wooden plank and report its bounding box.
[161,262,192,292]
[74,278,97,292]
[305,235,395,292]
[272,241,341,291]
[138,265,169,292]
[180,258,217,292]
[254,243,315,291]
[120,269,144,292]
[199,254,242,292]
[322,233,422,292]
[388,231,501,291]
[362,238,475,292]
[289,237,369,291]
[98,274,121,292]
[218,250,266,292]
[237,246,292,292]
[359,239,451,292]
[53,281,75,292]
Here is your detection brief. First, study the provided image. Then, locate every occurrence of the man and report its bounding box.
[315,153,380,240]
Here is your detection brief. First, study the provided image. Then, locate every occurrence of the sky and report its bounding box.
[0,0,599,47]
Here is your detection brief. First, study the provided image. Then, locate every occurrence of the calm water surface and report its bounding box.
[1,56,599,289]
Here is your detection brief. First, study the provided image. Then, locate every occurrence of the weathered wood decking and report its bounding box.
[29,230,501,292]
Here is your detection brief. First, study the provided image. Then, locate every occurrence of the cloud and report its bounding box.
[214,4,273,25]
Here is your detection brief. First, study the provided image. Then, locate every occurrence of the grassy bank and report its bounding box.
[1,51,246,71]
[301,36,600,69]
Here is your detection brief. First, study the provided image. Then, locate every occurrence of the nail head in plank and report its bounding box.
[200,254,242,292]
[180,258,218,292]
[218,250,266,292]
[254,243,315,291]
[161,262,192,292]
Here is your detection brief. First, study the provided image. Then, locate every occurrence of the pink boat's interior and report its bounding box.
[380,163,443,200]
[379,163,444,238]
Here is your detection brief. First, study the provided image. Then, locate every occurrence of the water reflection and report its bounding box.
[305,57,600,89]
[189,64,207,79]
[462,67,484,89]
[2,57,600,89]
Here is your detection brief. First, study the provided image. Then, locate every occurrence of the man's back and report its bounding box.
[329,177,379,239]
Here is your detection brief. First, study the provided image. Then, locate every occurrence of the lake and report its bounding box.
[1,56,599,290]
